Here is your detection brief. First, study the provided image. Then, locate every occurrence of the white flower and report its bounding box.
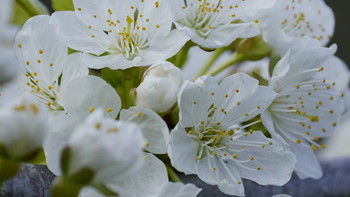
[0,90,48,160]
[169,73,296,196]
[45,105,169,175]
[15,15,120,118]
[258,0,334,56]
[261,46,344,179]
[80,153,201,197]
[120,106,169,154]
[50,0,189,70]
[63,109,145,184]
[168,0,276,49]
[136,61,184,113]
[0,0,19,84]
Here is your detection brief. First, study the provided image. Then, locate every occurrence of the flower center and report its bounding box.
[24,72,63,111]
[108,15,150,60]
[179,0,230,38]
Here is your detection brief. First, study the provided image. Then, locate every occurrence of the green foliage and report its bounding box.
[11,2,32,25]
[52,0,74,11]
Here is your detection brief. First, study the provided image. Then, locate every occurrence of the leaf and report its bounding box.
[52,0,74,11]
[11,2,32,25]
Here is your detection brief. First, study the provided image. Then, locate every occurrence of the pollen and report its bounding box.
[95,123,102,129]
[89,107,95,113]
[106,108,113,112]
[137,112,142,117]
[145,141,150,146]
[296,139,302,144]
[232,153,238,158]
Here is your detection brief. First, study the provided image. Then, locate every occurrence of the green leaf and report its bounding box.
[52,0,74,11]
[11,2,32,25]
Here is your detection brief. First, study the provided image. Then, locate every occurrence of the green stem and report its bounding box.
[166,164,181,183]
[205,53,245,76]
[16,0,44,17]
[196,47,228,78]
[174,42,193,69]
[51,177,85,197]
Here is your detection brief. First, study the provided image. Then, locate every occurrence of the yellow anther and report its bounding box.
[107,128,119,133]
[106,108,113,112]
[89,107,95,113]
[137,112,142,117]
[95,123,101,129]
[296,139,302,144]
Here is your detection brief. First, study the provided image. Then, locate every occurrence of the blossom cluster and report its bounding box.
[0,0,349,196]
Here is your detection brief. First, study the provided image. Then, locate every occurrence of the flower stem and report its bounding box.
[166,164,182,183]
[51,177,84,197]
[205,52,245,76]
[16,0,44,16]
[196,47,229,78]
[174,41,194,69]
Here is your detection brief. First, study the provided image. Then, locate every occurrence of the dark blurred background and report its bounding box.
[38,0,350,66]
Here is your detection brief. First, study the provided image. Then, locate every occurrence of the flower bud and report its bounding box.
[0,91,48,160]
[136,61,184,113]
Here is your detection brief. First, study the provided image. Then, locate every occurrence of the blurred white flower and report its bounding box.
[136,61,184,113]
[168,0,276,49]
[80,153,201,197]
[0,90,48,160]
[50,0,189,70]
[45,106,169,176]
[0,0,19,84]
[169,73,296,196]
[258,0,335,56]
[15,15,120,118]
[62,109,145,185]
[262,46,344,179]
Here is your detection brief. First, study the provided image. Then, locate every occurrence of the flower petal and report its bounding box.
[120,106,169,154]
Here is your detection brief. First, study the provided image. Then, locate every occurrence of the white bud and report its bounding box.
[136,61,184,113]
[65,109,145,184]
[0,90,48,159]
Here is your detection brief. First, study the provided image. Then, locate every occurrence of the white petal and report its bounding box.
[288,138,322,179]
[59,75,121,119]
[60,53,89,90]
[81,53,142,70]
[120,106,169,154]
[169,126,200,174]
[108,153,168,197]
[232,131,296,186]
[141,30,190,65]
[50,11,109,55]
[43,113,82,175]
[15,15,66,85]
[157,182,201,197]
